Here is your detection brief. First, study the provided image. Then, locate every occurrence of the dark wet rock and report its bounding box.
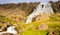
[48,28,60,35]
[0,15,5,18]
[0,21,6,23]
[49,1,60,13]
[0,23,11,32]
[32,15,41,22]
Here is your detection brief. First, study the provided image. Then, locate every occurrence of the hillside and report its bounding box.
[0,2,40,16]
[0,1,60,35]
[0,2,40,23]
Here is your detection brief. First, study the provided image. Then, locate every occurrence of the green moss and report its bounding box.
[0,16,15,25]
[0,14,60,35]
[49,14,60,22]
[20,29,48,35]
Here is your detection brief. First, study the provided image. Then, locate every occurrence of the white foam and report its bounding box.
[0,26,17,34]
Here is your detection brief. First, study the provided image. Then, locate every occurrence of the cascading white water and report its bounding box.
[26,3,54,23]
[0,26,17,34]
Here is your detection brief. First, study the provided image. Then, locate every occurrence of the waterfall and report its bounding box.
[26,3,54,23]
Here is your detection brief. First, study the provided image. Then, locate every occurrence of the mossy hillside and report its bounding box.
[0,14,60,35]
[19,14,60,35]
[0,16,15,25]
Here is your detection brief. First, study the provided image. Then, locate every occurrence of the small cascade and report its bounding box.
[7,26,17,34]
[26,3,54,23]
[0,26,17,34]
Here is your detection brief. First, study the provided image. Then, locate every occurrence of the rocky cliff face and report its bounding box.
[49,1,60,13]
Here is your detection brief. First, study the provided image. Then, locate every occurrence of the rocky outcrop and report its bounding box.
[38,23,48,30]
[0,26,17,35]
[49,1,60,13]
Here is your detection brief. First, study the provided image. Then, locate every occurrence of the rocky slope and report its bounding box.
[49,1,60,13]
[26,3,54,23]
[0,2,40,23]
[0,1,59,22]
[0,2,40,16]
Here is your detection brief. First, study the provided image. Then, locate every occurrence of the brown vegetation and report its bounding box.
[0,2,40,15]
[0,2,40,22]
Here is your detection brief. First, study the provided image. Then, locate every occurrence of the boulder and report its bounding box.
[38,23,48,30]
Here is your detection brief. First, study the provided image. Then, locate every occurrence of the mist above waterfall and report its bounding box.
[26,2,54,23]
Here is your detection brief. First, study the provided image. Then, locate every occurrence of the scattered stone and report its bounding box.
[48,29,60,35]
[1,23,11,31]
[49,1,60,13]
[32,15,41,22]
[38,23,48,30]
